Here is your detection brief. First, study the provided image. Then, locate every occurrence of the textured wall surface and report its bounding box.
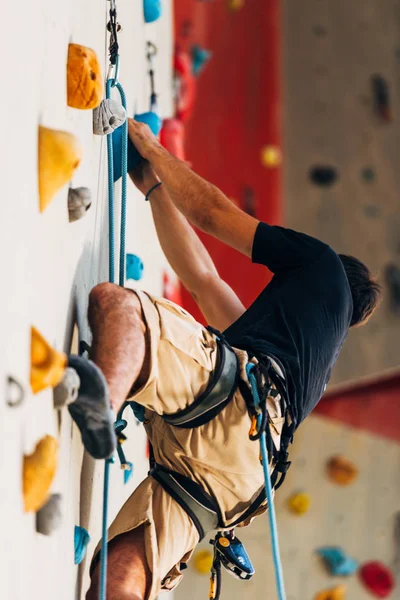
[283,0,400,387]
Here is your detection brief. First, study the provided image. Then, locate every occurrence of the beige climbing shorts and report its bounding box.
[92,291,285,599]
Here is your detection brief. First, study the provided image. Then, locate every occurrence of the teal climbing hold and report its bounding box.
[143,0,162,23]
[74,525,91,565]
[317,546,359,576]
[112,112,162,182]
[126,254,144,281]
[191,45,212,77]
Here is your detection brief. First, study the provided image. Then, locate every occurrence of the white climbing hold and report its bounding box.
[36,493,63,536]
[93,98,127,136]
[53,367,80,408]
[68,187,92,222]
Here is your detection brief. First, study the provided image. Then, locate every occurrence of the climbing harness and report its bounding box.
[149,334,293,600]
[161,334,238,428]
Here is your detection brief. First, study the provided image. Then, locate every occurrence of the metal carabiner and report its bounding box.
[107,54,120,87]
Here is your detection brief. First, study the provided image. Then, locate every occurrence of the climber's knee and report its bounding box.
[88,282,142,321]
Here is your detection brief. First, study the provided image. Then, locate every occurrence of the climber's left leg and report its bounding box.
[88,282,148,413]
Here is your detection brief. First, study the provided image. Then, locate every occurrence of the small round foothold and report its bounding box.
[227,0,245,11]
[53,367,80,408]
[361,167,376,183]
[193,549,214,574]
[74,525,91,565]
[143,0,162,23]
[310,165,338,187]
[359,561,394,598]
[68,187,92,222]
[93,98,126,136]
[326,456,358,485]
[261,145,282,168]
[36,493,63,535]
[315,584,347,600]
[287,492,311,515]
[126,254,144,281]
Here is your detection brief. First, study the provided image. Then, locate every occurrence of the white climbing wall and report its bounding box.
[174,415,400,600]
[0,1,174,598]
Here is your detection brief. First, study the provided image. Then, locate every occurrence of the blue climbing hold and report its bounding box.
[316,546,359,576]
[112,112,163,182]
[143,0,162,23]
[126,254,144,281]
[191,45,212,77]
[74,525,91,565]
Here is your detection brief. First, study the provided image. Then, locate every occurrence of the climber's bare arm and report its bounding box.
[129,162,245,330]
[127,119,260,258]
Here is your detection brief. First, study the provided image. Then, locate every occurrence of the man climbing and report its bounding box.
[82,119,381,599]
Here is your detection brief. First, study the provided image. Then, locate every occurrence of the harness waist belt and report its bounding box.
[161,339,239,428]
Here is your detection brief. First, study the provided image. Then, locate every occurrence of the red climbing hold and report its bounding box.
[359,561,395,598]
[163,270,182,306]
[174,48,196,121]
[160,119,186,161]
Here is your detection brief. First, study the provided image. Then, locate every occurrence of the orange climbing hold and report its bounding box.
[315,584,347,600]
[23,435,58,512]
[67,44,103,110]
[38,126,83,212]
[326,455,359,486]
[31,327,67,394]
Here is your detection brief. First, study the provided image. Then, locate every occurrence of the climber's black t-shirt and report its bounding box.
[223,222,353,427]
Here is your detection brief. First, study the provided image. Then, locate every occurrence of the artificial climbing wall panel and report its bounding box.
[0,1,173,599]
[174,415,400,600]
[283,0,400,388]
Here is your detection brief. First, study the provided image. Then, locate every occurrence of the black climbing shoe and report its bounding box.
[67,355,116,460]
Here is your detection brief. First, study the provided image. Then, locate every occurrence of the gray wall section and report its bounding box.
[283,0,400,388]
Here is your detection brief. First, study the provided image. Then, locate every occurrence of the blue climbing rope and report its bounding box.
[105,79,128,287]
[246,363,287,600]
[99,77,128,600]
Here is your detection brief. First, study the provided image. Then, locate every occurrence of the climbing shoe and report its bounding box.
[68,355,116,459]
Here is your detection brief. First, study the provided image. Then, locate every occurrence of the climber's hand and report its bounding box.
[129,160,160,196]
[128,118,162,160]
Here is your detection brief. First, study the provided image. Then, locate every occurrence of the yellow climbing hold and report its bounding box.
[67,43,103,110]
[193,549,214,575]
[287,492,311,515]
[261,145,282,168]
[315,584,347,600]
[23,435,59,512]
[228,0,245,11]
[38,126,83,212]
[31,327,67,394]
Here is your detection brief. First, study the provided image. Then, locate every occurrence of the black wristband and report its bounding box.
[145,181,162,201]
